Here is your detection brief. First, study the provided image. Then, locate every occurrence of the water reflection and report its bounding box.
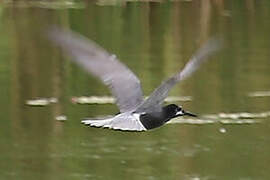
[1,0,270,180]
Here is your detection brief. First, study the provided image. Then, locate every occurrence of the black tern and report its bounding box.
[48,27,221,131]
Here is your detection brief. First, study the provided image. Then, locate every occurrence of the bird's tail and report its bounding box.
[81,117,114,128]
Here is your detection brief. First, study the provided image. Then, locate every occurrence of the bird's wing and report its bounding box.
[48,27,144,113]
[135,38,222,113]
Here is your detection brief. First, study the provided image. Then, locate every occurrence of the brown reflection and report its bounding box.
[8,7,66,179]
[199,0,211,43]
[246,0,255,13]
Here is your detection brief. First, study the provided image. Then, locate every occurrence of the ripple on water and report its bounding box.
[70,173,94,178]
[169,110,270,125]
[71,95,192,104]
[184,174,215,180]
[25,95,192,106]
[25,97,58,106]
[3,0,85,9]
[247,90,270,97]
[25,95,269,126]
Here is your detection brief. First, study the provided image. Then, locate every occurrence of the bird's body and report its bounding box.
[48,27,222,131]
[139,104,182,130]
[81,104,189,131]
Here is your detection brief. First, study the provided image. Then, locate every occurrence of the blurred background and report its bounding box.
[0,0,270,179]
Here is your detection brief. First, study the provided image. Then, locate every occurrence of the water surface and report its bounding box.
[1,1,270,179]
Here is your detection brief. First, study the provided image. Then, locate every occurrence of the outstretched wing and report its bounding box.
[135,38,222,113]
[48,27,144,113]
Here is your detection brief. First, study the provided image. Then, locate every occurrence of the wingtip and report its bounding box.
[202,36,224,54]
[46,25,65,41]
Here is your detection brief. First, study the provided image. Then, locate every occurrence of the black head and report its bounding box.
[164,104,197,119]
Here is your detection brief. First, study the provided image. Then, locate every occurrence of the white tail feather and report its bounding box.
[81,119,113,127]
[81,113,147,131]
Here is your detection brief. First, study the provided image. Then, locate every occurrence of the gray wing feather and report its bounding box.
[135,38,222,113]
[48,27,143,113]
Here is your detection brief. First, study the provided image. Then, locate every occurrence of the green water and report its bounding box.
[1,1,270,179]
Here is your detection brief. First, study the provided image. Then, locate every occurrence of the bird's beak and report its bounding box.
[175,109,197,117]
[183,111,197,117]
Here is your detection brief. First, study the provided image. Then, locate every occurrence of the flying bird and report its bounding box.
[48,27,222,131]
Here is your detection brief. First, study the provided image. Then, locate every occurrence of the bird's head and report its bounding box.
[164,104,197,120]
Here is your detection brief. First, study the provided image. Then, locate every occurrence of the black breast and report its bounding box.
[139,113,166,130]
